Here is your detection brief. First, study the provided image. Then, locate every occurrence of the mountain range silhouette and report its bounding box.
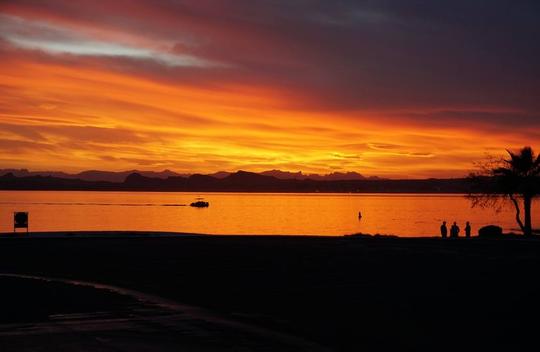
[0,168,375,183]
[0,170,470,193]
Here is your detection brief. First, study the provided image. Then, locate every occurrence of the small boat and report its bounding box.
[190,198,209,207]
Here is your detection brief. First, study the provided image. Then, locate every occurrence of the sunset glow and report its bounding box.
[1,1,539,178]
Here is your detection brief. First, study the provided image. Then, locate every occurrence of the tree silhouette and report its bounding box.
[468,147,540,236]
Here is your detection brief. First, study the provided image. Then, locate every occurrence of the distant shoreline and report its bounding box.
[0,171,472,193]
[0,189,471,194]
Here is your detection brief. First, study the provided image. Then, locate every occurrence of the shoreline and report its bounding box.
[0,230,536,240]
[0,230,206,238]
[0,230,463,239]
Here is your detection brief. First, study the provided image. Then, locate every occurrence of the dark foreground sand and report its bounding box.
[1,232,540,351]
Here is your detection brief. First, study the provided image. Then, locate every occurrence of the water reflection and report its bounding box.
[0,191,534,236]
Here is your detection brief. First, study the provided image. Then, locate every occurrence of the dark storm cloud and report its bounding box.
[2,0,539,112]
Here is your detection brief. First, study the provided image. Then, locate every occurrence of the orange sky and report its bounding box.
[1,1,539,178]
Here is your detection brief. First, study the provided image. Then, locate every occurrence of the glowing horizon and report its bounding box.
[1,1,539,179]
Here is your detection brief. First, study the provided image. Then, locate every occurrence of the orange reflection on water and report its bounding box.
[0,191,535,236]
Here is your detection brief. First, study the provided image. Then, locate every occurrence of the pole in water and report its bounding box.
[358,211,362,219]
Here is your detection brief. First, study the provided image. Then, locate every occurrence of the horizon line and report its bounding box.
[0,167,471,181]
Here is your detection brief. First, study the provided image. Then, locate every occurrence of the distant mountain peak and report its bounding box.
[225,170,273,179]
[124,172,145,182]
[260,169,368,181]
[206,171,231,179]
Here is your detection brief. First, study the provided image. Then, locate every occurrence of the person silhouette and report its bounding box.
[440,221,448,238]
[465,222,471,238]
[450,222,460,238]
[450,221,459,238]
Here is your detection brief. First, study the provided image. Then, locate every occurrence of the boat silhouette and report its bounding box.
[190,197,209,208]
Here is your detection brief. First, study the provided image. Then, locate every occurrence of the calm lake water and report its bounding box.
[0,191,535,236]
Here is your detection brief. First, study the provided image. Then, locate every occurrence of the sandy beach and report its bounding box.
[1,232,539,351]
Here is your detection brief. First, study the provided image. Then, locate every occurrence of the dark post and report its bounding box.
[14,212,29,233]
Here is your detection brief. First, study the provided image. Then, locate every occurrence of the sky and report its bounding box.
[0,0,539,178]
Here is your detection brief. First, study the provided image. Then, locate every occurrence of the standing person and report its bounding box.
[465,222,471,238]
[451,222,460,238]
[440,221,448,238]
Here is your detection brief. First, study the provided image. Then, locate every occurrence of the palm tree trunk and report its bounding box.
[524,195,532,236]
[509,194,526,234]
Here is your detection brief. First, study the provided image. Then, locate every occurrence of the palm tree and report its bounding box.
[469,147,540,236]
